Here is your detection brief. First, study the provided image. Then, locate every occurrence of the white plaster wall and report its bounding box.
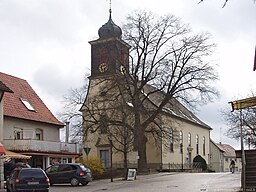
[161,116,211,165]
[3,117,60,142]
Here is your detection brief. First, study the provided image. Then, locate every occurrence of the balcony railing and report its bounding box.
[3,139,80,154]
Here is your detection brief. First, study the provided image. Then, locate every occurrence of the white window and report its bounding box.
[203,136,206,156]
[170,129,174,152]
[14,128,23,140]
[35,129,43,140]
[14,128,36,140]
[196,135,199,155]
[20,98,35,111]
[188,133,191,147]
[179,130,183,153]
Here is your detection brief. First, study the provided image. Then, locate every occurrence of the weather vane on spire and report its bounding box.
[109,0,112,14]
[107,0,112,14]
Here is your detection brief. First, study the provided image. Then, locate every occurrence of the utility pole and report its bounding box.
[240,110,246,191]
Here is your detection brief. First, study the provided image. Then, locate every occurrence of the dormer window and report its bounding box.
[20,98,35,111]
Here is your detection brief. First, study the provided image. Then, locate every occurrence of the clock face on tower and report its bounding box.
[99,63,108,73]
[120,65,126,75]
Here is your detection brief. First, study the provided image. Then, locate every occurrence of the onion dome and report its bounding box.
[98,10,122,39]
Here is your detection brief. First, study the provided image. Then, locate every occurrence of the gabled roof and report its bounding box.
[210,139,224,152]
[142,84,212,130]
[215,143,236,157]
[0,81,13,93]
[0,72,63,127]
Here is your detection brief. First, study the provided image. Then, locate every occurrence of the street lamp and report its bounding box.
[108,135,113,182]
[180,143,183,171]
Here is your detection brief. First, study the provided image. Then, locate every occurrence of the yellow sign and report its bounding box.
[229,96,256,111]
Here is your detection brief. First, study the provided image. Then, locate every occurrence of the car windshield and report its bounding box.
[20,169,45,179]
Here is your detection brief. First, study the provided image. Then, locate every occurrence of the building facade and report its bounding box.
[0,72,80,169]
[81,12,212,171]
[210,140,242,172]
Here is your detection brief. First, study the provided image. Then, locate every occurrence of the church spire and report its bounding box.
[98,0,122,39]
[109,0,112,18]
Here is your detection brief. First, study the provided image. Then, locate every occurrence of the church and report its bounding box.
[80,9,212,172]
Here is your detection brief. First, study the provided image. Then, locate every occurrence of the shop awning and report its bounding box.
[4,150,31,159]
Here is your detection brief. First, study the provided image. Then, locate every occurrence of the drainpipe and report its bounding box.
[65,122,70,143]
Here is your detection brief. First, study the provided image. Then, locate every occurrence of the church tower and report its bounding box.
[89,9,130,79]
[81,8,132,167]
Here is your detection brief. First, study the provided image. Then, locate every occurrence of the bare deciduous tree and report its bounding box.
[64,10,219,173]
[198,0,256,8]
[59,77,88,143]
[118,11,218,172]
[222,107,256,148]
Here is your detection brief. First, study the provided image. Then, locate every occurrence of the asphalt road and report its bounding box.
[49,172,241,192]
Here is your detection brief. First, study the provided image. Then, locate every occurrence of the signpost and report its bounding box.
[127,169,136,181]
[83,147,91,161]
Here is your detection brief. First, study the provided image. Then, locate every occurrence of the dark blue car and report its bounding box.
[45,163,92,186]
[6,167,50,192]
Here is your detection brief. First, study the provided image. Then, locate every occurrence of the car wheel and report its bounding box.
[70,177,79,186]
[81,181,89,186]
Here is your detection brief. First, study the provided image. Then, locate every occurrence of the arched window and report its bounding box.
[35,129,43,140]
[188,133,191,147]
[179,130,183,153]
[196,135,199,155]
[203,136,206,156]
[170,129,174,152]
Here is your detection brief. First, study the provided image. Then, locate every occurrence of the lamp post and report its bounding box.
[240,110,246,191]
[108,135,113,182]
[181,143,183,171]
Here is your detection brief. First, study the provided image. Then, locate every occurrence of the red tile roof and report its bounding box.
[0,81,13,93]
[216,143,236,157]
[0,72,63,127]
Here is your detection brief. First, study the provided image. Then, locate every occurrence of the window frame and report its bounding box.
[170,129,174,153]
[202,136,206,156]
[179,130,183,153]
[35,129,43,140]
[14,128,23,140]
[20,98,35,111]
[196,135,199,155]
[188,132,191,147]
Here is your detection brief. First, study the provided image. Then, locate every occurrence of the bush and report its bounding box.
[80,156,105,178]
[193,155,207,171]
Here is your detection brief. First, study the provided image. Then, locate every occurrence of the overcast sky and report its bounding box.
[1,0,255,149]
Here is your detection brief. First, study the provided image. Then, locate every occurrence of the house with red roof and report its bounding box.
[0,72,80,169]
[210,140,242,172]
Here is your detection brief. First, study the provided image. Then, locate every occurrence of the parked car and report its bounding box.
[45,163,92,186]
[6,167,50,192]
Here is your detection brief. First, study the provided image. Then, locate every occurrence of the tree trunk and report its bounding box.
[123,141,128,179]
[137,126,148,173]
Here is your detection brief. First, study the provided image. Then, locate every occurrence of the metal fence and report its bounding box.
[111,162,203,172]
